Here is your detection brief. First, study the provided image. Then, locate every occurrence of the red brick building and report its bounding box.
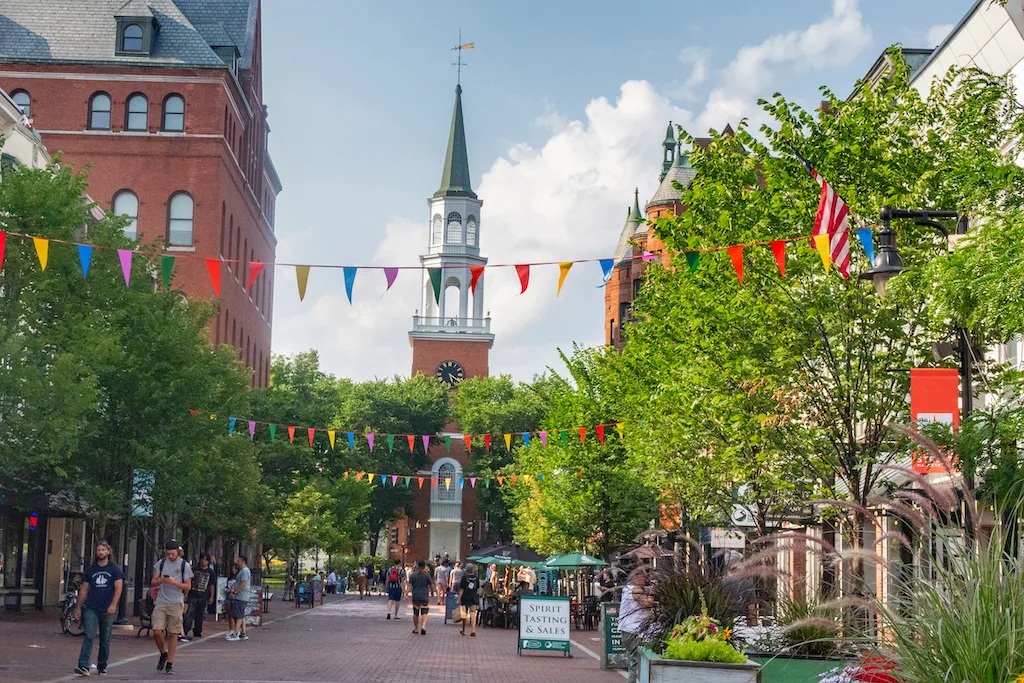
[0,0,281,387]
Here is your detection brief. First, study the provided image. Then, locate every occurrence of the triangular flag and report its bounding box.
[328,430,336,450]
[384,267,399,291]
[642,251,655,262]
[557,262,573,296]
[511,475,518,485]
[770,241,786,277]
[813,234,831,274]
[344,471,349,478]
[578,427,586,444]
[598,259,613,287]
[538,473,544,480]
[428,268,442,304]
[523,432,531,447]
[431,477,438,488]
[464,434,472,452]
[422,435,430,452]
[307,427,315,447]
[857,228,874,264]
[503,433,512,451]
[0,232,5,271]
[356,472,363,482]
[497,476,505,486]
[367,433,375,452]
[228,417,236,435]
[78,244,92,277]
[392,475,398,486]
[523,474,530,482]
[444,435,451,452]
[33,237,48,271]
[347,432,355,450]
[485,478,491,488]
[596,424,606,444]
[205,259,222,297]
[161,255,175,290]
[344,267,357,303]
[295,265,310,301]
[685,252,700,274]
[539,431,547,447]
[287,426,295,443]
[247,262,264,292]
[459,478,465,489]
[269,424,277,442]
[515,264,530,294]
[484,434,492,451]
[616,422,624,439]
[404,476,411,488]
[248,421,256,439]
[387,434,395,453]
[117,249,132,286]
[444,478,451,490]
[470,266,484,294]
[560,430,567,443]
[417,477,424,488]
[407,434,415,452]
[379,474,386,486]
[727,245,743,284]
[470,477,477,488]
[367,473,375,485]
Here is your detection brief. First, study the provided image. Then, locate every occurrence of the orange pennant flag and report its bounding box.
[307,427,315,447]
[728,245,743,284]
[205,259,222,297]
[511,475,518,485]
[417,476,424,488]
[813,234,831,274]
[287,425,295,443]
[578,427,586,444]
[770,241,786,277]
[431,477,438,488]
[356,472,363,481]
[464,434,472,453]
[557,262,573,296]
[497,476,505,486]
[407,434,415,452]
[515,264,530,294]
[470,266,484,294]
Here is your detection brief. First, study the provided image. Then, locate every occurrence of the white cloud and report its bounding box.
[927,23,954,47]
[668,47,710,100]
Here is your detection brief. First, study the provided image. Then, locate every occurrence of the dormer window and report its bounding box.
[122,24,143,52]
[115,9,157,57]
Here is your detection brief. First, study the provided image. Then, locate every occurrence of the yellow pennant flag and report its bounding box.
[459,42,475,49]
[296,265,311,301]
[33,237,49,271]
[813,234,831,274]
[444,477,452,490]
[328,430,336,450]
[503,433,512,451]
[557,262,573,297]
[616,422,624,439]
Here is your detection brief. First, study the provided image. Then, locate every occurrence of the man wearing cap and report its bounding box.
[152,540,193,675]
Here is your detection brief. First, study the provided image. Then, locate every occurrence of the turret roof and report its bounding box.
[434,84,477,199]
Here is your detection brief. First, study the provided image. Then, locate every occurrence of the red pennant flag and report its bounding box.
[247,262,265,292]
[188,409,199,415]
[770,241,786,277]
[205,259,221,298]
[484,434,492,451]
[287,425,295,443]
[407,434,415,452]
[596,424,606,444]
[511,475,518,486]
[356,472,363,481]
[307,427,315,447]
[515,264,530,294]
[578,427,586,444]
[417,477,424,488]
[431,477,438,488]
[470,266,485,294]
[0,231,6,271]
[728,245,744,284]
[464,434,472,452]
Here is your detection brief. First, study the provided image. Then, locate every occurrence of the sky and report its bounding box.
[260,0,969,382]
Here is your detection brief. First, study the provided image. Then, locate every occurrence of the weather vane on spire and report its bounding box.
[451,29,474,86]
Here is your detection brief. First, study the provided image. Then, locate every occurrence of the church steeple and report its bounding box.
[435,85,477,199]
[661,121,676,182]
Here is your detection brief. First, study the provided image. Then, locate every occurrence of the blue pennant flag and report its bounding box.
[381,474,387,486]
[344,267,357,304]
[598,258,614,287]
[228,417,236,435]
[78,245,93,277]
[856,228,875,265]
[523,432,531,447]
[347,432,355,451]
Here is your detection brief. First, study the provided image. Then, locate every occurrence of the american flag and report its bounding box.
[790,145,851,278]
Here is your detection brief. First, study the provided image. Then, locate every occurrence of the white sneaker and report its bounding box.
[225,633,239,641]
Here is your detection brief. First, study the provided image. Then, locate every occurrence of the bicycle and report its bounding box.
[59,576,85,636]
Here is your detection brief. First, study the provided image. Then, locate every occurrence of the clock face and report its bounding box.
[435,360,465,387]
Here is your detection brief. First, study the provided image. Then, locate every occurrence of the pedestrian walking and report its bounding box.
[152,540,194,676]
[449,561,465,594]
[434,561,449,605]
[409,560,432,635]
[457,563,480,637]
[73,541,123,677]
[181,552,216,642]
[225,555,251,641]
[385,559,403,620]
[356,565,368,598]
[618,567,655,683]
[326,569,338,594]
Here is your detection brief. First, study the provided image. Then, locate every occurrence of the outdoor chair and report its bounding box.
[582,596,600,630]
[480,596,499,628]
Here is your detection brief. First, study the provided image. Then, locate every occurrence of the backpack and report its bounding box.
[388,566,401,583]
[150,557,188,601]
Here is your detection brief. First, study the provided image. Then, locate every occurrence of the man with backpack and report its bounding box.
[385,559,403,620]
[152,540,193,676]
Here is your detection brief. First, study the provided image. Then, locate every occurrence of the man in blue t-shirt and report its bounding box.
[225,555,251,641]
[74,541,124,677]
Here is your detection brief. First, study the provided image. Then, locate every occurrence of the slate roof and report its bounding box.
[648,148,696,209]
[613,189,644,264]
[435,84,476,199]
[0,0,257,69]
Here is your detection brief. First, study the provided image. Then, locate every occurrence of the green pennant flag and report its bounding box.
[685,251,700,274]
[559,430,567,443]
[443,435,451,452]
[387,434,395,453]
[269,424,276,442]
[428,268,442,304]
[161,255,175,291]
[485,478,490,489]
[404,476,411,488]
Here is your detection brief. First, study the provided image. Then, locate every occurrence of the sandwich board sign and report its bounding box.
[518,595,572,657]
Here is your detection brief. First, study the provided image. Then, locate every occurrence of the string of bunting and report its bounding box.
[0,226,877,301]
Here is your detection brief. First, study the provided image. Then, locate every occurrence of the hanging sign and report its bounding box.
[910,368,959,474]
[518,595,572,656]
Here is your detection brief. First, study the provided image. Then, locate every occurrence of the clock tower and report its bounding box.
[401,83,492,563]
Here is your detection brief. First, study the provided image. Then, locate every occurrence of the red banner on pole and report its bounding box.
[910,368,959,473]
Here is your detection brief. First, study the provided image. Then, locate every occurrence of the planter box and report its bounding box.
[749,654,850,683]
[640,648,761,683]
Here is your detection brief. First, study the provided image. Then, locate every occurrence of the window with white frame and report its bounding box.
[113,190,139,239]
[431,214,443,245]
[446,211,462,244]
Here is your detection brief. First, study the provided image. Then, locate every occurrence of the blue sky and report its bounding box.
[261,0,970,382]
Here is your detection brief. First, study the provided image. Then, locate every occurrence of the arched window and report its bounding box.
[437,462,458,501]
[112,190,139,239]
[431,215,443,245]
[88,92,111,130]
[125,93,148,131]
[446,211,462,244]
[167,192,194,246]
[466,216,477,246]
[122,24,144,52]
[11,90,30,117]
[162,94,185,132]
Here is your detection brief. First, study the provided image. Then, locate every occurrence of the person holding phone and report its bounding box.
[152,540,193,676]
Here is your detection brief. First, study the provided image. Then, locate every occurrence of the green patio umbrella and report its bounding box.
[543,552,608,568]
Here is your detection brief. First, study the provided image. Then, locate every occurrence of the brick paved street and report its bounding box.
[0,594,626,683]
